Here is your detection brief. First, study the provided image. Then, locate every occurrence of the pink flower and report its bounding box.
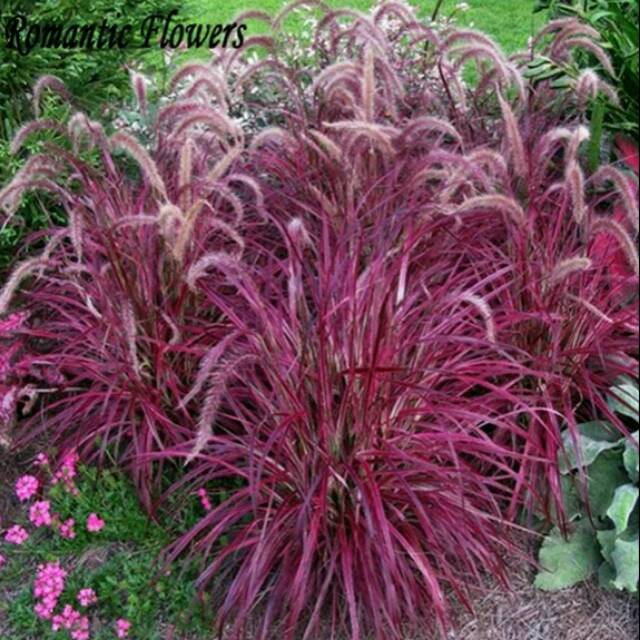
[51,604,81,631]
[77,587,97,607]
[197,488,212,511]
[33,561,68,621]
[115,618,131,638]
[71,625,90,640]
[59,518,76,540]
[34,600,56,620]
[86,513,105,533]
[52,449,79,493]
[15,474,39,501]
[0,553,5,568]
[29,500,53,527]
[34,452,49,467]
[5,525,29,545]
[33,561,67,615]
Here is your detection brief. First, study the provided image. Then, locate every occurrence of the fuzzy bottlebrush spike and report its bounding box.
[31,74,70,117]
[0,66,249,503]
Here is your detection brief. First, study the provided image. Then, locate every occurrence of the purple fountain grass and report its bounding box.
[163,191,532,640]
[0,73,258,507]
[0,2,638,637]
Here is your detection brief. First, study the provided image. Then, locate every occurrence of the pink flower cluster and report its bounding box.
[33,561,67,620]
[52,449,80,495]
[60,517,76,539]
[29,500,53,527]
[116,618,131,638]
[86,513,105,533]
[15,474,39,501]
[5,524,29,545]
[1,453,131,639]
[77,588,97,607]
[32,563,96,638]
[7,466,105,542]
[34,452,49,467]
[51,604,90,640]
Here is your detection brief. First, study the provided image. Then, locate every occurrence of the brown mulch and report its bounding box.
[1,451,638,639]
[446,535,639,640]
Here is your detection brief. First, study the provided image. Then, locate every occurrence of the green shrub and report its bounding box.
[0,99,71,273]
[532,0,639,141]
[0,0,181,130]
[0,0,179,273]
[535,377,639,594]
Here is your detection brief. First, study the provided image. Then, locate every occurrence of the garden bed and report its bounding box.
[1,1,638,639]
[1,447,638,639]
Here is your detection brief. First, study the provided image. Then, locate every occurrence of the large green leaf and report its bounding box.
[534,522,600,591]
[611,536,639,592]
[598,560,616,590]
[558,474,583,522]
[559,429,623,474]
[606,484,639,534]
[608,378,639,422]
[597,528,617,564]
[623,432,639,483]
[587,451,629,520]
[578,421,623,442]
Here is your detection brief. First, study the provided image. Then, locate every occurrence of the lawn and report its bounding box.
[184,0,542,54]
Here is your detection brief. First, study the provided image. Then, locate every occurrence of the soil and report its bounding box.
[0,445,31,525]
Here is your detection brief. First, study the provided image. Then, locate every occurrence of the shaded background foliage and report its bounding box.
[533,0,639,142]
[0,0,179,273]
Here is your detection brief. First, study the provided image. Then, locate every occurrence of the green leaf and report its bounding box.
[608,378,639,421]
[623,432,639,483]
[578,420,621,442]
[550,77,573,89]
[534,522,600,591]
[559,429,623,474]
[611,536,639,592]
[606,484,639,534]
[525,55,554,69]
[598,559,616,590]
[588,99,605,172]
[533,67,566,82]
[558,474,583,522]
[597,528,617,564]
[523,62,553,78]
[586,451,629,519]
[590,10,614,22]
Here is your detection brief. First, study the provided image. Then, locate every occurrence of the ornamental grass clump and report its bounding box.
[0,2,638,638]
[0,74,258,506]
[164,202,531,639]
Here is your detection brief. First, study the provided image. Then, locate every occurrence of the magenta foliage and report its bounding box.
[0,2,638,638]
[0,90,252,506]
[162,164,533,638]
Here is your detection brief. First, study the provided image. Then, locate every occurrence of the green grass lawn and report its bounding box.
[184,0,542,54]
